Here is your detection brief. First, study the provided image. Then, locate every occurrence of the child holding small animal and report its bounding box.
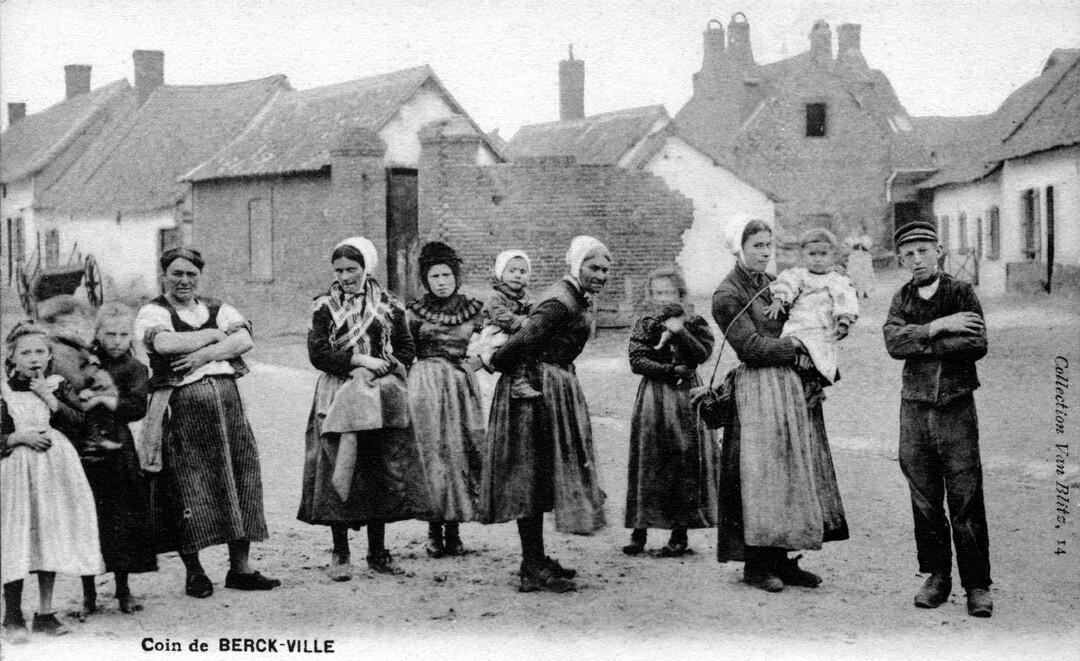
[1,323,104,643]
[623,266,718,557]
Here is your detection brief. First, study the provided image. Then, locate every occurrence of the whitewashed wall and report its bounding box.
[381,86,497,167]
[644,135,776,297]
[930,174,1003,295]
[1,177,37,288]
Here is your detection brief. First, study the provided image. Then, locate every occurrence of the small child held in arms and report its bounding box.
[478,249,541,399]
[765,228,859,384]
[1,323,104,643]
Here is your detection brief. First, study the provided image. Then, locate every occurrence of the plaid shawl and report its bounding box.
[316,279,399,359]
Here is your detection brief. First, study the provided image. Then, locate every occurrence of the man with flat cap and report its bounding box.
[882,221,993,618]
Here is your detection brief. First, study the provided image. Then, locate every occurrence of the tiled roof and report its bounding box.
[185,65,500,181]
[919,48,1079,188]
[37,75,288,214]
[506,105,669,165]
[0,79,133,184]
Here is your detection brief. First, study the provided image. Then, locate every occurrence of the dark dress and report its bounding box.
[81,346,157,574]
[479,276,606,534]
[406,293,486,523]
[297,286,431,528]
[624,312,718,530]
[712,262,849,562]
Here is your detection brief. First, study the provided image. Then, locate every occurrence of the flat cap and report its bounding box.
[893,221,938,248]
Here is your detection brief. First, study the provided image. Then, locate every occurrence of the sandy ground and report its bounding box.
[2,271,1079,661]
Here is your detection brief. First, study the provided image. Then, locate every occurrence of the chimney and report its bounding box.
[64,64,92,99]
[559,45,585,120]
[133,50,164,105]
[809,20,832,64]
[727,12,755,67]
[837,23,867,67]
[8,103,27,127]
[702,19,725,70]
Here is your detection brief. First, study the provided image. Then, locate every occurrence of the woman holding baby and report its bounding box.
[707,217,848,593]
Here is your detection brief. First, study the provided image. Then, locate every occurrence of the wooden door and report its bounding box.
[386,168,419,298]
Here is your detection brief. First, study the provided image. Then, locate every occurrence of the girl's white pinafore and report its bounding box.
[1,379,104,582]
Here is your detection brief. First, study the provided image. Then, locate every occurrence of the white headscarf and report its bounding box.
[334,236,378,274]
[565,236,611,280]
[493,249,531,281]
[724,214,772,256]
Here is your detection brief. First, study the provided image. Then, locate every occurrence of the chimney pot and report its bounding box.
[133,50,165,105]
[726,12,755,67]
[809,20,832,64]
[702,19,725,71]
[64,64,92,99]
[837,23,866,67]
[559,45,585,120]
[7,103,27,126]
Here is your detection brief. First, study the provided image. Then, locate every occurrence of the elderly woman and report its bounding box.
[298,237,429,580]
[406,241,486,557]
[135,247,278,599]
[709,218,848,592]
[480,236,611,593]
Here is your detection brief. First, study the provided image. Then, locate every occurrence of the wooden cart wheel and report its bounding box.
[84,255,104,308]
[15,265,35,319]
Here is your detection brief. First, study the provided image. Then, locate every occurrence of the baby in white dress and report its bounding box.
[766,228,859,383]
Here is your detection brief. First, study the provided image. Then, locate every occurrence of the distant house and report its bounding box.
[33,51,287,296]
[674,13,933,258]
[917,48,1080,295]
[507,56,777,296]
[0,68,133,289]
[183,65,502,334]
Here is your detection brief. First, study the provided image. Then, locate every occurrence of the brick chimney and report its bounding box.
[133,50,164,105]
[7,103,27,127]
[726,12,755,67]
[559,45,585,120]
[64,64,92,99]
[809,20,832,64]
[837,23,867,67]
[702,19,725,70]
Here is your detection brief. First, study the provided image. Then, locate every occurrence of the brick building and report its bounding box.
[506,50,777,297]
[674,13,933,261]
[183,66,503,335]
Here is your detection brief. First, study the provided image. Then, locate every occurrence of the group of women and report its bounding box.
[298,235,612,592]
[289,216,846,595]
[3,214,848,626]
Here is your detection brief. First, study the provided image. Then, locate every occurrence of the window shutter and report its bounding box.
[988,206,1000,260]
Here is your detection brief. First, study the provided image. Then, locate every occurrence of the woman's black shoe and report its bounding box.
[224,570,281,591]
[185,573,214,598]
[652,541,691,558]
[31,613,70,636]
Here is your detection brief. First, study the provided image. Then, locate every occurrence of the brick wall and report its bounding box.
[419,157,694,326]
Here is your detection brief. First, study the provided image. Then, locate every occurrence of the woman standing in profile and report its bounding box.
[406,241,486,557]
[480,236,612,593]
[298,237,429,580]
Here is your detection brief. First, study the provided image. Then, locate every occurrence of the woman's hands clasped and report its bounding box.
[352,353,395,377]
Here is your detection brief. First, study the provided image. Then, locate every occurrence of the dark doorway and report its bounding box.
[892,202,920,235]
[386,168,419,298]
[1045,186,1055,292]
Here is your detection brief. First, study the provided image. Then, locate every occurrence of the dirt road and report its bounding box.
[3,279,1078,661]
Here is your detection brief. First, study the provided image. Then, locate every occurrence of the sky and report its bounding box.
[1,0,1078,136]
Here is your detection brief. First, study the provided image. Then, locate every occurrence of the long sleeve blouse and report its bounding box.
[490,278,591,372]
[307,302,415,378]
[711,262,798,367]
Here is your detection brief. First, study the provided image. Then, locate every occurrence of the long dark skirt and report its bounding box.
[409,358,486,523]
[479,362,606,534]
[82,431,157,574]
[625,374,718,530]
[716,365,848,562]
[151,376,269,555]
[297,373,431,528]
